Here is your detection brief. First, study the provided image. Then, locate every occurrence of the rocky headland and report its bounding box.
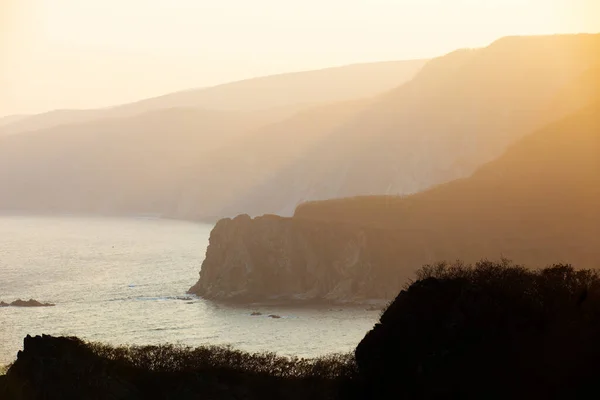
[188,213,413,303]
[189,97,600,304]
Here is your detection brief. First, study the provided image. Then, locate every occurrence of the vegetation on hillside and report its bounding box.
[293,102,600,271]
[1,335,355,399]
[354,260,600,399]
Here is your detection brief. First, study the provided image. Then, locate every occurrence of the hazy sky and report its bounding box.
[1,0,599,116]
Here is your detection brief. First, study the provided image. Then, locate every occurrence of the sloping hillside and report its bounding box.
[224,34,600,217]
[295,101,600,266]
[0,60,424,217]
[0,98,375,217]
[121,60,428,113]
[168,99,371,219]
[0,114,28,128]
[0,60,426,136]
[192,98,600,301]
[0,108,267,214]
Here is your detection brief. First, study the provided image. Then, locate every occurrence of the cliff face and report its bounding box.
[190,98,600,303]
[189,214,413,302]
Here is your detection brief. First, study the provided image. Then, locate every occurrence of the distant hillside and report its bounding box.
[168,99,372,219]
[0,99,376,217]
[0,114,28,128]
[295,101,600,267]
[0,108,268,214]
[192,100,600,302]
[121,60,428,112]
[223,34,600,217]
[2,35,599,221]
[0,60,422,217]
[546,66,600,116]
[0,60,426,136]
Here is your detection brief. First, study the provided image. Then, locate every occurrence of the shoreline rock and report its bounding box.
[0,299,55,308]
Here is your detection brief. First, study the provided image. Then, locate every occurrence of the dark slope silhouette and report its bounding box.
[0,334,353,400]
[0,60,426,136]
[224,34,600,217]
[353,261,600,399]
[192,96,600,301]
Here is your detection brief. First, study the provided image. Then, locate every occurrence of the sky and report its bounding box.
[1,0,599,116]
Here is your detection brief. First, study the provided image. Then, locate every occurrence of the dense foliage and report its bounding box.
[354,260,600,399]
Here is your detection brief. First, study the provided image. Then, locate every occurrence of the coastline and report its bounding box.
[191,295,389,310]
[0,209,220,226]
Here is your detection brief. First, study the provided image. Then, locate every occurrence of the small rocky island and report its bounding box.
[0,299,55,307]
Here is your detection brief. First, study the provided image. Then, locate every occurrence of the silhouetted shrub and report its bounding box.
[354,259,600,399]
[88,341,357,382]
[2,334,356,400]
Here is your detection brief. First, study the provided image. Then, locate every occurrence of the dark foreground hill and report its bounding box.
[4,261,600,399]
[353,261,600,399]
[0,335,354,400]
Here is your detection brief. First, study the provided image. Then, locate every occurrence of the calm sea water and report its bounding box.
[0,215,378,365]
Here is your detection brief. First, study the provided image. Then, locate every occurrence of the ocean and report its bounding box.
[0,215,378,365]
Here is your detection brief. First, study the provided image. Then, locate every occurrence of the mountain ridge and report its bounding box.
[191,94,600,302]
[0,60,426,136]
[219,33,600,218]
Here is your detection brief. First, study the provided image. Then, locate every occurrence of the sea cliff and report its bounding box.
[189,101,600,304]
[188,214,413,303]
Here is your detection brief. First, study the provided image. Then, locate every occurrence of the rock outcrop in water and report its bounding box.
[0,299,55,307]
